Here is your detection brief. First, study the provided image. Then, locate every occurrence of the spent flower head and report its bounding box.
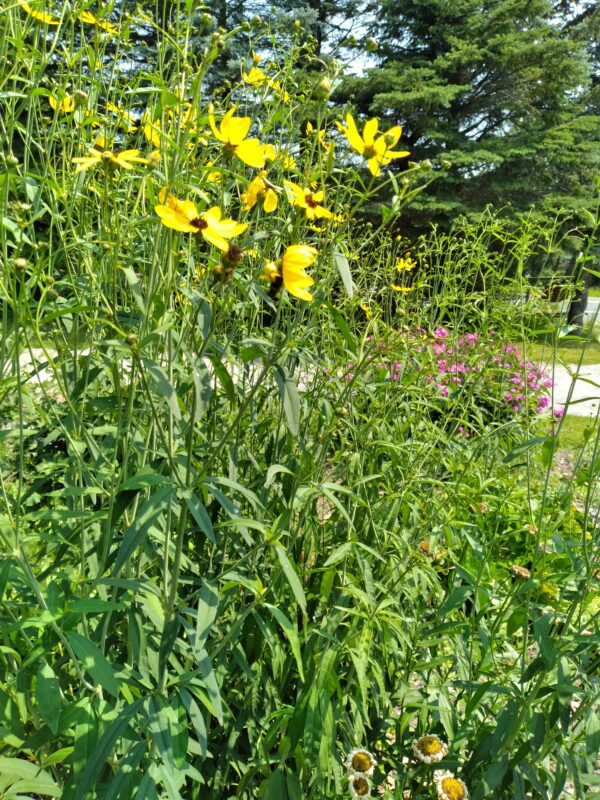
[349,775,371,798]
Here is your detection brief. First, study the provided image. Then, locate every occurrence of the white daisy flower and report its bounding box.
[412,733,448,764]
[434,769,469,800]
[344,748,378,777]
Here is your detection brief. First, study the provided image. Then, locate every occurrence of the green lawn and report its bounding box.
[526,338,600,366]
[556,414,598,452]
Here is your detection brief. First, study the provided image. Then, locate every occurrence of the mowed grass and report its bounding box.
[525,337,600,366]
[557,414,599,452]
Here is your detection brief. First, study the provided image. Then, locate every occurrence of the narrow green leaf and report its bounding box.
[143,358,182,420]
[333,250,354,298]
[113,486,172,577]
[264,604,305,681]
[275,546,307,613]
[121,267,147,314]
[179,688,208,758]
[105,741,147,800]
[179,488,215,542]
[0,757,61,796]
[195,580,219,650]
[36,663,61,734]
[194,647,224,724]
[438,585,472,618]
[66,633,119,697]
[75,700,143,798]
[273,365,300,436]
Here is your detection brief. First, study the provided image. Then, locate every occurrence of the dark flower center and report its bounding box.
[351,753,372,772]
[304,194,318,208]
[352,776,370,796]
[191,217,208,232]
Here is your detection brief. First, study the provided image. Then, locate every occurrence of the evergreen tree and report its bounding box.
[337,0,600,234]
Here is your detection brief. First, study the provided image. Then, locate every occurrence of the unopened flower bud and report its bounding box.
[14,257,28,270]
[420,159,432,170]
[200,12,213,25]
[251,14,262,27]
[214,264,234,283]
[6,154,19,167]
[74,89,88,106]
[315,77,332,99]
[441,159,452,170]
[364,36,378,52]
[384,131,396,146]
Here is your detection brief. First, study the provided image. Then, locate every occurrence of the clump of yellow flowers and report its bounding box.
[63,44,413,304]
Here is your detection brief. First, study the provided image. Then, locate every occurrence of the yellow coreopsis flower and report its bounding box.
[79,10,118,34]
[72,137,150,172]
[49,94,74,113]
[263,244,317,301]
[208,107,266,168]
[395,255,416,272]
[21,2,60,24]
[142,114,161,148]
[341,113,410,177]
[155,190,248,252]
[243,67,267,86]
[106,101,137,132]
[241,172,278,213]
[283,180,333,220]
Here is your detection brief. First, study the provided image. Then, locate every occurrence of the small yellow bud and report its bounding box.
[315,77,332,99]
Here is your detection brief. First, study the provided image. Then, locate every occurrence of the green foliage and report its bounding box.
[338,0,600,233]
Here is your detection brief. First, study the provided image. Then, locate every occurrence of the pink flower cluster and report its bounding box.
[341,328,561,423]
[430,331,553,415]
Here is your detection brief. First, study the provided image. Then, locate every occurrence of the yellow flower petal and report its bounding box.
[264,189,278,213]
[155,205,199,233]
[363,117,379,146]
[201,228,230,251]
[344,113,365,154]
[367,157,382,177]
[235,138,266,168]
[22,2,60,24]
[220,109,252,145]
